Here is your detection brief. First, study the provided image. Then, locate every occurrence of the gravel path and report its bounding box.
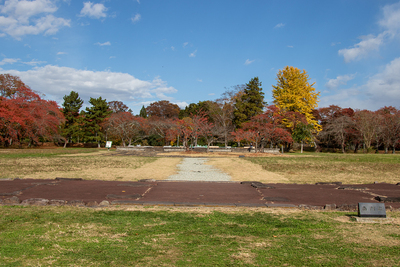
[166,158,232,181]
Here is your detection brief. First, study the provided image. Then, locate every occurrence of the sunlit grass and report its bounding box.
[0,148,157,180]
[246,152,400,184]
[0,206,399,266]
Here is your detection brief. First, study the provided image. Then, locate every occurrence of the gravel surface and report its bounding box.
[166,158,232,181]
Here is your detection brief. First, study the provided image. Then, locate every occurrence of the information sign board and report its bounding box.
[358,203,386,218]
[105,141,112,148]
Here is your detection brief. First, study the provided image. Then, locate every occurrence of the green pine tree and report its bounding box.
[139,105,147,118]
[84,97,112,148]
[233,77,266,128]
[62,91,83,147]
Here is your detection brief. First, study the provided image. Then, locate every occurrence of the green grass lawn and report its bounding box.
[1,206,399,266]
[1,149,400,266]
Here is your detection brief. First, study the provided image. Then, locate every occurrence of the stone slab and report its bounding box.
[110,200,144,205]
[21,198,49,206]
[265,204,297,208]
[355,217,393,223]
[358,202,386,218]
[263,197,290,202]
[174,202,206,207]
[106,194,142,199]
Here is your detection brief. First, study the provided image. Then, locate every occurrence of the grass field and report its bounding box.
[0,206,399,266]
[0,148,179,181]
[246,152,400,184]
[1,148,399,184]
[1,148,400,266]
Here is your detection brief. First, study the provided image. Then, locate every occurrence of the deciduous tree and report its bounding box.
[0,74,27,98]
[108,101,129,113]
[354,110,380,152]
[272,66,320,132]
[0,76,64,147]
[146,100,180,119]
[377,106,400,154]
[103,112,148,146]
[208,100,234,147]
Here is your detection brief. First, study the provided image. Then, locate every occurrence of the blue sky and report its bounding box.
[1,0,400,114]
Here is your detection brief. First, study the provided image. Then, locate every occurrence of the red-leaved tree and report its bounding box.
[0,75,64,147]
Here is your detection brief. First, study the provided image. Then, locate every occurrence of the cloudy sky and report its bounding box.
[1,0,400,114]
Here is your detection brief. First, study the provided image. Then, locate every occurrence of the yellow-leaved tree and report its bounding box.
[272,66,321,132]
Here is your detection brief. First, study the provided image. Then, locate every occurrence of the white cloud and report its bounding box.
[379,2,400,34]
[189,49,197,57]
[183,42,188,48]
[0,57,19,65]
[339,1,400,62]
[95,41,111,46]
[173,101,189,109]
[325,74,356,90]
[131,13,141,23]
[22,59,46,66]
[0,0,70,39]
[320,57,400,110]
[80,2,107,19]
[338,33,387,62]
[0,65,179,107]
[244,59,255,65]
[274,23,285,29]
[150,76,177,99]
[57,52,66,55]
[1,0,57,22]
[364,57,400,104]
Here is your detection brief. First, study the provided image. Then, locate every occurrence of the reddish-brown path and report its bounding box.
[1,178,399,210]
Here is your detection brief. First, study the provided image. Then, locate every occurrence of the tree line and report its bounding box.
[1,66,399,153]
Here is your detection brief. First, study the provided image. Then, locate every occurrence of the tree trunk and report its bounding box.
[300,141,303,153]
[63,138,68,148]
[352,143,356,153]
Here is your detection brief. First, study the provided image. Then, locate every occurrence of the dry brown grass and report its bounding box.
[2,149,399,185]
[157,151,283,158]
[1,153,181,181]
[247,154,400,184]
[205,157,288,183]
